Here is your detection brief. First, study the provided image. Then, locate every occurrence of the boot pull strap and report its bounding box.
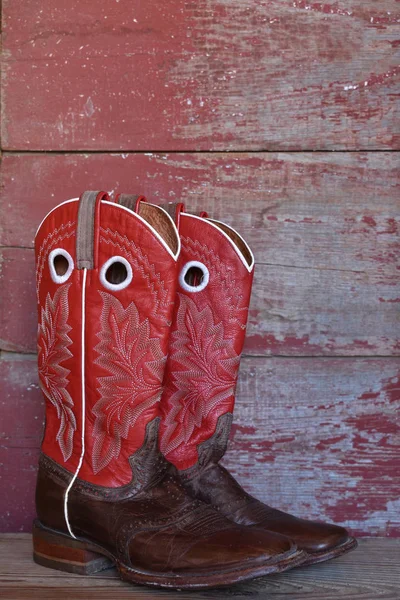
[76,190,109,270]
[116,194,148,213]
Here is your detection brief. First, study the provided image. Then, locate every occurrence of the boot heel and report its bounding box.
[32,520,113,575]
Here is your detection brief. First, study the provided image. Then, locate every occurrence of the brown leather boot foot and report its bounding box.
[33,518,306,589]
[34,453,307,590]
[245,506,358,566]
[182,459,357,568]
[293,523,358,566]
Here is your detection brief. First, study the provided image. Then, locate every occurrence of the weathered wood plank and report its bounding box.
[0,354,42,533]
[0,249,37,353]
[2,152,398,257]
[1,245,398,356]
[229,356,400,538]
[1,152,398,355]
[1,536,400,599]
[1,353,398,536]
[2,1,399,150]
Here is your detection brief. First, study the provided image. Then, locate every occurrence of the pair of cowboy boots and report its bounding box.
[33,191,356,590]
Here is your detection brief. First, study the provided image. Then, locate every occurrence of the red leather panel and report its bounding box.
[36,200,82,473]
[159,214,254,470]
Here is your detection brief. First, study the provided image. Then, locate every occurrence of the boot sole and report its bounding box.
[301,536,358,566]
[32,519,307,589]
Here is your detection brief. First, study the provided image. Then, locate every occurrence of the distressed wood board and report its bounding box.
[1,352,399,535]
[1,535,400,599]
[1,245,399,357]
[2,152,399,255]
[2,0,400,151]
[1,152,399,356]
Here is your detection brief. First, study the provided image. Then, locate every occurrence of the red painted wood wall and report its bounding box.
[0,0,399,535]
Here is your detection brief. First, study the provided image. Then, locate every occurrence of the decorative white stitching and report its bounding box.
[91,292,166,474]
[102,200,180,261]
[100,228,172,324]
[36,222,75,300]
[37,283,75,461]
[160,294,240,457]
[182,214,254,272]
[181,236,248,328]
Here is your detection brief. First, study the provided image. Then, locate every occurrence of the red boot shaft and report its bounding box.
[158,212,254,470]
[36,192,179,488]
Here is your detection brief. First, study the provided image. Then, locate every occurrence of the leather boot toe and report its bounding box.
[183,527,296,571]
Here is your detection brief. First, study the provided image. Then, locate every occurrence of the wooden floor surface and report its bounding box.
[0,535,399,600]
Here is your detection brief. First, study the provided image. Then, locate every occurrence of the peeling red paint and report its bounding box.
[315,435,347,450]
[359,391,380,401]
[362,215,377,227]
[231,424,257,436]
[347,414,399,437]
[2,1,399,150]
[244,334,324,355]
[377,218,398,235]
[379,297,400,303]
[292,1,400,27]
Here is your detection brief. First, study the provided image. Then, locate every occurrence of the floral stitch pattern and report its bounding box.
[160,295,240,457]
[92,292,166,474]
[38,284,75,461]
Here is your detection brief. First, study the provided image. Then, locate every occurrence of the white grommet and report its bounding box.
[99,256,133,291]
[48,248,74,284]
[179,261,209,293]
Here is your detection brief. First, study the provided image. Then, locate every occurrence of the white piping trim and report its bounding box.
[64,267,87,539]
[48,248,74,284]
[99,255,133,291]
[102,201,179,261]
[179,260,210,293]
[182,214,255,273]
[36,198,79,237]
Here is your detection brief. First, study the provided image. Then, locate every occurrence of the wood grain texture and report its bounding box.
[0,354,42,533]
[0,249,37,353]
[1,352,399,535]
[2,245,399,357]
[1,152,398,355]
[1,535,400,599]
[2,0,399,150]
[229,356,400,538]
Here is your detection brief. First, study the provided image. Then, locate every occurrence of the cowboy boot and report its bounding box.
[116,197,357,567]
[32,191,306,590]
